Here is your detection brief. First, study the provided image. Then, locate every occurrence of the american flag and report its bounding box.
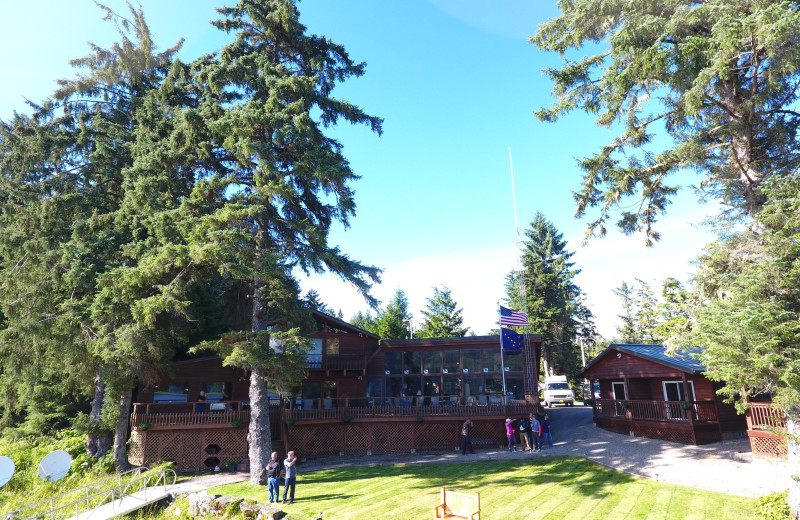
[501,327,522,351]
[499,305,528,326]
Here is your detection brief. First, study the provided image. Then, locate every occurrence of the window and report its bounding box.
[301,381,322,400]
[442,375,461,402]
[203,382,231,401]
[612,382,627,400]
[505,376,524,399]
[482,348,502,372]
[403,351,421,374]
[462,349,481,373]
[484,375,503,395]
[307,338,323,369]
[366,377,383,405]
[662,380,696,402]
[384,352,402,374]
[442,350,460,373]
[326,337,339,355]
[153,382,188,403]
[422,350,441,374]
[504,350,523,371]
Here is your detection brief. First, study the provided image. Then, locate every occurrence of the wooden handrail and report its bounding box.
[591,399,718,423]
[745,403,786,430]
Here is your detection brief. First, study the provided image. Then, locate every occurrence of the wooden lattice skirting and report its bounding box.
[747,429,787,458]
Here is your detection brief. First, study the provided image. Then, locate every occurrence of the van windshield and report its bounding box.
[547,383,570,391]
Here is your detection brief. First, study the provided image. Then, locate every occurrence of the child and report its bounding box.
[505,418,517,452]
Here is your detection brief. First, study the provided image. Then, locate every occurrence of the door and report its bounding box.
[663,381,695,419]
[612,382,627,416]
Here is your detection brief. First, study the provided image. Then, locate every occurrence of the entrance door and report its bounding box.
[663,380,695,419]
[612,382,627,416]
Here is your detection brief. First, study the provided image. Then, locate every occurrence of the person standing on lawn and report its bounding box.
[529,413,542,452]
[505,418,518,452]
[265,452,283,503]
[541,414,553,448]
[282,451,298,504]
[518,416,531,451]
[461,417,475,455]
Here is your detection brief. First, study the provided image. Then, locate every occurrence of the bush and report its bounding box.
[754,489,790,520]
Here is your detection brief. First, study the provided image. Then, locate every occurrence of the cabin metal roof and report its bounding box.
[581,343,706,377]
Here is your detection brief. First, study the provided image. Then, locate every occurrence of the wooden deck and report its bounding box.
[745,403,787,457]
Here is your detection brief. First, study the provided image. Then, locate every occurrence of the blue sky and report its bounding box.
[0,0,720,338]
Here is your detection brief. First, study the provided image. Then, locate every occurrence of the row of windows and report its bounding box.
[366,373,527,401]
[384,349,522,375]
[152,382,231,403]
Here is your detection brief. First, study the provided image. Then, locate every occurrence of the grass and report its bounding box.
[209,456,756,520]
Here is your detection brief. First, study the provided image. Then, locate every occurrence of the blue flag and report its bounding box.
[501,327,522,351]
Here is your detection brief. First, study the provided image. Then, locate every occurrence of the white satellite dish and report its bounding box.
[0,456,15,488]
[38,450,72,482]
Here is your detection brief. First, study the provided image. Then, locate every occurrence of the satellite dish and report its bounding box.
[0,456,15,488]
[38,450,72,482]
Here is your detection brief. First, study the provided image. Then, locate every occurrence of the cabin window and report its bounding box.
[662,380,695,402]
[422,376,440,399]
[612,382,627,400]
[422,350,441,374]
[442,350,460,373]
[504,350,523,371]
[153,382,189,403]
[403,351,421,374]
[442,375,461,401]
[307,338,323,368]
[366,377,384,405]
[461,375,481,400]
[482,348,502,372]
[203,382,230,401]
[484,375,503,395]
[505,376,524,399]
[301,381,322,400]
[326,337,340,355]
[462,349,481,373]
[384,352,402,374]
[387,377,404,402]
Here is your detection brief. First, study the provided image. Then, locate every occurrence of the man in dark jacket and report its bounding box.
[265,452,283,503]
[460,417,474,455]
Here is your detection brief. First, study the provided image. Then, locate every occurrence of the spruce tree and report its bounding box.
[376,289,412,340]
[417,286,469,338]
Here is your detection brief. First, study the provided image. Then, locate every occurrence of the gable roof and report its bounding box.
[311,310,380,340]
[581,343,706,377]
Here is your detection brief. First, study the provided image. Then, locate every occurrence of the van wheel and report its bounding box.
[544,402,549,408]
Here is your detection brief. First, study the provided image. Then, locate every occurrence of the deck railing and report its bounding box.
[745,403,786,430]
[592,399,718,423]
[131,397,536,427]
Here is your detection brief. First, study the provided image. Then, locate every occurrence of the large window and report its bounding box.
[505,376,524,399]
[326,337,340,355]
[307,338,323,369]
[203,382,231,401]
[442,375,461,401]
[422,350,441,374]
[384,352,402,374]
[482,348,502,372]
[442,350,460,374]
[153,382,188,403]
[403,351,421,374]
[366,377,383,406]
[504,350,523,371]
[484,375,503,395]
[462,349,481,373]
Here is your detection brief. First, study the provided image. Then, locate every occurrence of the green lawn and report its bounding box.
[209,456,756,520]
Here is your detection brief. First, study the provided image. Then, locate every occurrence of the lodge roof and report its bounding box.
[581,343,706,377]
[311,310,380,340]
[381,334,541,348]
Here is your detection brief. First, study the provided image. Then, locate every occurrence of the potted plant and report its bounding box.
[342,414,353,423]
[286,417,296,425]
[230,418,242,428]
[225,460,237,472]
[680,401,693,410]
[138,422,151,431]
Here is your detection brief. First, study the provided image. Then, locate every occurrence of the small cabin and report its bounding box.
[580,344,746,445]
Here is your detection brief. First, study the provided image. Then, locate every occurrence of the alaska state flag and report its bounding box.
[501,327,522,351]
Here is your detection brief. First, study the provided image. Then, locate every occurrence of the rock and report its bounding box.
[209,495,243,516]
[240,501,285,520]
[186,491,217,516]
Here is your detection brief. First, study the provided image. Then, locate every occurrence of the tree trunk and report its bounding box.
[113,387,133,471]
[248,279,272,484]
[788,410,800,519]
[84,369,112,458]
[247,365,272,485]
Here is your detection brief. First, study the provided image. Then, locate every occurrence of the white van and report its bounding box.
[542,375,574,407]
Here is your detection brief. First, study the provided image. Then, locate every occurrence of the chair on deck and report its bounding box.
[449,395,458,406]
[430,396,440,406]
[302,399,314,410]
[323,398,333,409]
[465,396,475,406]
[477,395,488,406]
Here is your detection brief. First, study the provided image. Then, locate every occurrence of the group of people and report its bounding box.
[459,413,553,455]
[506,413,552,452]
[261,451,298,504]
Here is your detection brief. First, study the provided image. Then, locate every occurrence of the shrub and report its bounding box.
[230,419,242,428]
[753,489,790,520]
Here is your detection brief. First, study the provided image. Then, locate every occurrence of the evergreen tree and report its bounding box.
[303,290,332,315]
[376,289,412,340]
[173,0,382,484]
[416,286,469,338]
[633,279,659,344]
[505,212,592,377]
[349,311,378,335]
[613,281,639,343]
[532,1,800,244]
